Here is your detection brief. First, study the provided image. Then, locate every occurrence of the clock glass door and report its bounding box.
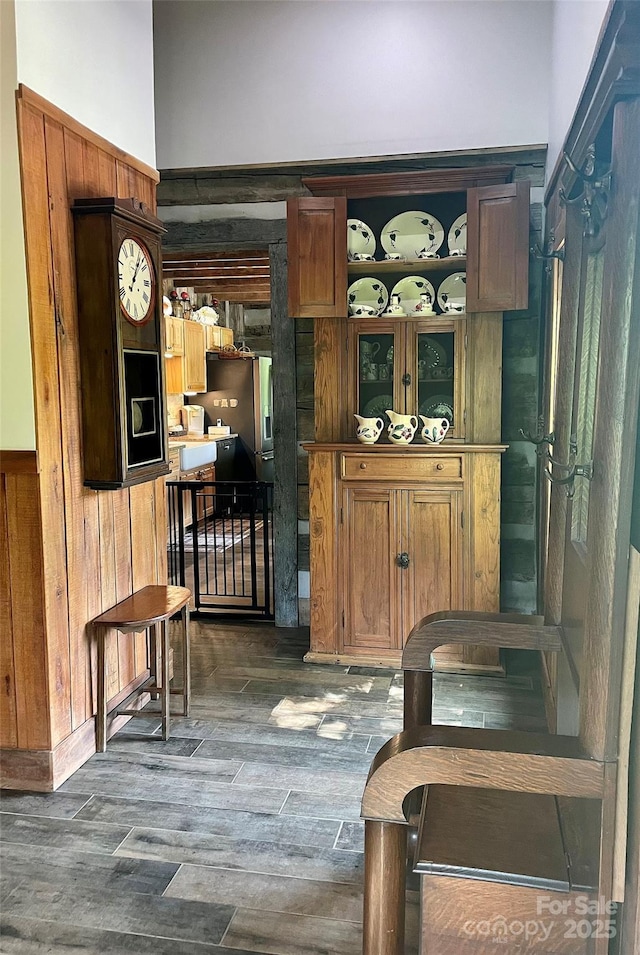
[118,236,155,325]
[124,350,163,467]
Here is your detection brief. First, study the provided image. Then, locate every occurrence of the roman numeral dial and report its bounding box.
[117,237,155,325]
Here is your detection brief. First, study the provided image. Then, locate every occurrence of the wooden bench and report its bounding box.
[92,585,191,751]
[361,612,611,955]
[414,786,600,954]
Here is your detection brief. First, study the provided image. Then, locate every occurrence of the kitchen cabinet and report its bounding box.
[165,316,184,357]
[287,171,528,319]
[348,316,466,440]
[292,167,527,670]
[180,463,216,524]
[287,197,347,318]
[306,445,503,669]
[206,325,234,352]
[342,484,462,653]
[183,320,206,393]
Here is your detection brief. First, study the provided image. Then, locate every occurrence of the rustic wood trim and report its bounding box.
[270,241,298,626]
[612,545,640,901]
[17,85,159,184]
[545,0,637,202]
[159,145,546,182]
[303,442,507,453]
[0,678,151,792]
[304,165,514,198]
[361,725,606,823]
[0,451,38,474]
[163,218,286,251]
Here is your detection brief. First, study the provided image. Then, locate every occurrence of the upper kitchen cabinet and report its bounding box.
[286,169,529,318]
[287,197,347,317]
[466,181,530,312]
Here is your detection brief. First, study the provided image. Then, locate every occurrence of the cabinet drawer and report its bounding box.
[341,454,462,482]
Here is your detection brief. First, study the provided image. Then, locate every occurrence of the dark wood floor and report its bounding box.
[0,621,547,954]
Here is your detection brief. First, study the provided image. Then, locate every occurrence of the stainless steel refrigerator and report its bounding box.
[198,355,274,481]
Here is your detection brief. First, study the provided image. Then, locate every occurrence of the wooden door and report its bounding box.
[543,101,640,926]
[166,317,184,356]
[287,197,347,318]
[342,486,402,650]
[466,180,530,312]
[183,320,206,392]
[401,488,463,645]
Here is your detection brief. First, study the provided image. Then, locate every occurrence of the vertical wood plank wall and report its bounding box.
[0,87,164,787]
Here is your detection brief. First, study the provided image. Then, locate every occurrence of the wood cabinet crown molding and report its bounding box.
[303,165,514,198]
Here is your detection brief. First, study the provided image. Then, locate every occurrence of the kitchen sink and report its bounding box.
[173,441,217,471]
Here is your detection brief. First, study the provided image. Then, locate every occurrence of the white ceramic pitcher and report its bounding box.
[386,410,418,445]
[354,414,384,445]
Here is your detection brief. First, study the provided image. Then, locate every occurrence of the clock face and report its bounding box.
[118,237,155,325]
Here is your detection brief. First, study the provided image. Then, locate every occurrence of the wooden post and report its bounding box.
[270,240,299,627]
[404,670,433,729]
[363,820,406,955]
[96,628,107,753]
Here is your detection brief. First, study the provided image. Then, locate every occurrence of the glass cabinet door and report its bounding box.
[409,319,466,439]
[350,322,402,432]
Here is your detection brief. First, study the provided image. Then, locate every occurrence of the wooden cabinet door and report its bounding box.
[287,197,347,318]
[342,486,402,650]
[183,320,206,392]
[166,317,184,356]
[401,488,463,645]
[466,180,530,312]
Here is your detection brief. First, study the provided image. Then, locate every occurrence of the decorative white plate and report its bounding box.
[419,395,454,422]
[390,276,436,315]
[347,277,388,316]
[448,214,467,256]
[381,211,444,259]
[347,219,376,260]
[363,394,394,418]
[437,272,466,313]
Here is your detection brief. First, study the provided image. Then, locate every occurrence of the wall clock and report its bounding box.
[72,197,170,490]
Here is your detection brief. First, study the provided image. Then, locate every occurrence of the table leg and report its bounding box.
[363,819,406,955]
[96,628,107,752]
[182,604,191,717]
[149,624,160,700]
[160,618,171,740]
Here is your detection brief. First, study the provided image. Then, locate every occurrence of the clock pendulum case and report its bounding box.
[72,197,170,489]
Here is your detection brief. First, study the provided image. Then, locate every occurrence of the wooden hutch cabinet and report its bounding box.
[289,168,529,670]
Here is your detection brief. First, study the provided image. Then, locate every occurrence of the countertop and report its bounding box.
[168,434,238,450]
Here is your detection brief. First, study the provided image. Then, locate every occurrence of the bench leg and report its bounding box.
[160,619,171,740]
[404,669,433,730]
[363,820,406,955]
[96,628,107,752]
[182,604,191,717]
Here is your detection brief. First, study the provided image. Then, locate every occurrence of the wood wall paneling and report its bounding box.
[0,476,18,748]
[7,87,163,787]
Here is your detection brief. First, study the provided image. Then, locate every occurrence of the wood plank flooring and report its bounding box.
[0,621,547,954]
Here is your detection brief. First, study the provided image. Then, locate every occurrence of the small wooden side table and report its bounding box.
[92,585,191,751]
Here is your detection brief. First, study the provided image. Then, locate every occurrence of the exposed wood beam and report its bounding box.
[162,218,286,250]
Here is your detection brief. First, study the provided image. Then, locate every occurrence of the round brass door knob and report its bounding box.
[360,462,367,470]
[436,463,444,470]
